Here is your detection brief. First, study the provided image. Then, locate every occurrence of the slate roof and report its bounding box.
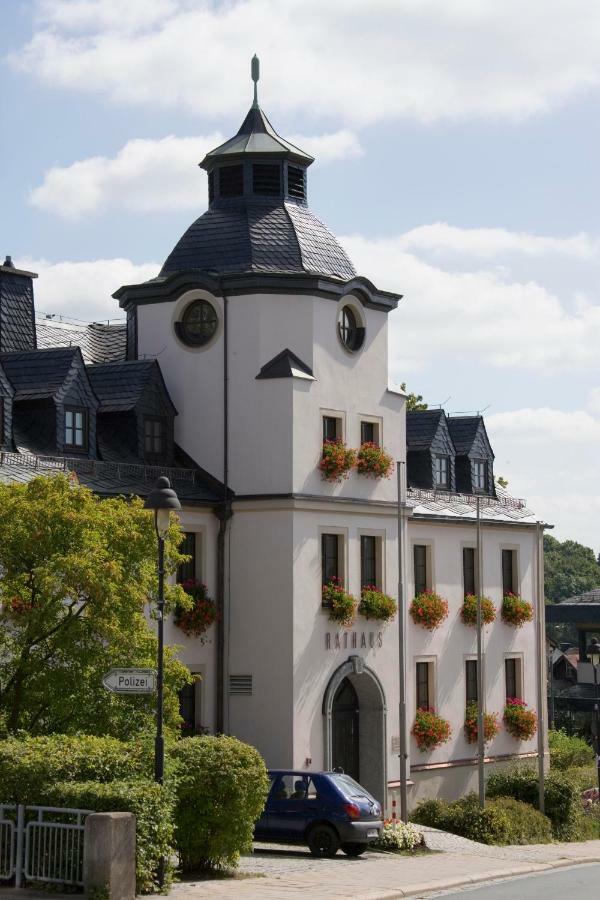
[36,318,127,364]
[407,484,537,524]
[87,360,177,413]
[406,409,445,451]
[0,347,82,400]
[0,267,37,352]
[160,201,356,280]
[256,348,314,380]
[447,416,483,454]
[556,589,600,606]
[200,105,313,168]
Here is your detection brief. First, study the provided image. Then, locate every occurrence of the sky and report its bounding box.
[1,0,600,551]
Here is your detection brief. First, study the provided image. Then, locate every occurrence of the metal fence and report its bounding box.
[0,804,90,888]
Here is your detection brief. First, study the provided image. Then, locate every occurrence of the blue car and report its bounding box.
[255,770,383,857]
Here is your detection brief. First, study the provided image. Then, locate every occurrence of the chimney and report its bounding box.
[0,255,38,352]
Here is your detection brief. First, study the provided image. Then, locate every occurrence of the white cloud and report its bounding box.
[587,387,600,416]
[29,129,361,219]
[12,1,600,125]
[22,257,159,321]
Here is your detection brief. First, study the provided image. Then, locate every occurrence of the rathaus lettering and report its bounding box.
[325,631,383,651]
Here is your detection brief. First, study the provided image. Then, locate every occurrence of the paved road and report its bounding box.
[430,863,600,898]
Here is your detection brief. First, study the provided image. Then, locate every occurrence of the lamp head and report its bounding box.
[144,476,181,537]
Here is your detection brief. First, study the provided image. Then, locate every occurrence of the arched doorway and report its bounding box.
[323,656,387,805]
[332,678,360,781]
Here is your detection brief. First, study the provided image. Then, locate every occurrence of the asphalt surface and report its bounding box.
[430,862,600,898]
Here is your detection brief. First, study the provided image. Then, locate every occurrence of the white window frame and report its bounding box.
[411,540,435,595]
[320,408,346,443]
[358,528,386,591]
[358,413,383,447]
[319,526,348,602]
[414,655,437,711]
[500,543,521,596]
[504,653,524,701]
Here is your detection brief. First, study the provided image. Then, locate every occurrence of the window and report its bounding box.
[219,164,243,197]
[463,547,476,597]
[337,305,365,352]
[177,532,197,584]
[64,407,87,449]
[416,661,431,709]
[360,535,377,588]
[360,420,380,446]
[178,676,201,735]
[253,163,281,195]
[414,544,428,595]
[287,166,305,201]
[505,657,522,700]
[502,549,515,595]
[465,659,478,705]
[434,455,449,488]
[144,417,165,457]
[271,775,318,802]
[322,415,342,442]
[321,533,340,590]
[473,460,487,492]
[177,299,218,347]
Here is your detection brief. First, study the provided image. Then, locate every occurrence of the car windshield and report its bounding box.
[329,774,374,802]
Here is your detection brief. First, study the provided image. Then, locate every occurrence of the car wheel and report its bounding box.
[341,842,367,857]
[307,824,340,857]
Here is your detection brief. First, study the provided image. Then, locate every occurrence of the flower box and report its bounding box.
[412,707,451,751]
[464,703,500,744]
[503,697,537,740]
[322,577,357,627]
[359,587,397,622]
[356,442,394,479]
[409,591,449,630]
[319,440,356,483]
[501,593,533,628]
[461,594,496,627]
[174,578,218,641]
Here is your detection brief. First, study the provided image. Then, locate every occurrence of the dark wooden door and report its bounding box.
[332,678,360,781]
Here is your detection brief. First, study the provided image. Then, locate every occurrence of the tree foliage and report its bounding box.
[544,533,600,603]
[400,382,428,412]
[0,475,192,737]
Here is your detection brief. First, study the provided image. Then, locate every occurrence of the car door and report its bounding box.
[254,772,278,840]
[267,775,322,843]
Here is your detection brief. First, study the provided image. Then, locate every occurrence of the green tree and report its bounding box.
[401,382,428,412]
[0,475,191,737]
[544,533,600,603]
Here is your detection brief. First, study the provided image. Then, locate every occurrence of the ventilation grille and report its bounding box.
[287,166,305,200]
[229,674,253,695]
[253,164,281,196]
[208,171,215,203]
[219,165,244,198]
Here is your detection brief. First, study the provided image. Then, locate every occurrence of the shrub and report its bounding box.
[503,698,537,740]
[549,729,595,770]
[487,765,584,840]
[356,443,394,479]
[319,440,356,482]
[412,708,451,751]
[372,820,422,852]
[461,594,496,627]
[501,593,533,627]
[322,577,357,626]
[563,765,598,793]
[39,779,174,894]
[409,591,449,630]
[170,735,269,872]
[174,578,217,640]
[359,587,397,622]
[464,703,500,745]
[411,793,552,845]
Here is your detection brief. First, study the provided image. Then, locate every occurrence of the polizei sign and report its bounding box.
[102,668,156,694]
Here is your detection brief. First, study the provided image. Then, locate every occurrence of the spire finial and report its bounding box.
[251,54,260,107]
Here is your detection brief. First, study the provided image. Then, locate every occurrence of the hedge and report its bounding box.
[170,735,269,871]
[548,730,595,770]
[411,793,552,845]
[39,780,174,894]
[486,765,584,840]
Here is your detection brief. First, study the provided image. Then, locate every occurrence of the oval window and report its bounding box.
[177,299,218,347]
[337,305,365,352]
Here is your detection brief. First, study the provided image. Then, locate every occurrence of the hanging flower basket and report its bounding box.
[461,594,496,627]
[322,577,357,627]
[412,707,451,751]
[464,703,500,744]
[319,440,357,483]
[409,591,449,630]
[359,587,397,622]
[174,578,218,641]
[503,698,537,740]
[356,443,394,479]
[501,593,533,628]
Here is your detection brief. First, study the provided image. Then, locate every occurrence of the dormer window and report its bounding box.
[434,455,449,488]
[64,407,87,450]
[144,416,165,458]
[473,460,487,492]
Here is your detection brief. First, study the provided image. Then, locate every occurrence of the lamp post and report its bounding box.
[587,637,600,798]
[144,477,181,787]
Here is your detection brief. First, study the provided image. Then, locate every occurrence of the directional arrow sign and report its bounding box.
[102,668,156,694]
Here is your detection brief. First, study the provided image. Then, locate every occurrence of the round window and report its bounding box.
[177,299,218,347]
[337,305,365,352]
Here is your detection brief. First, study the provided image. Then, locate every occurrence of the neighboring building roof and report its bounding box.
[256,348,314,380]
[200,104,313,169]
[406,409,445,451]
[36,318,127,364]
[557,589,600,605]
[0,346,82,400]
[87,359,177,413]
[407,484,537,524]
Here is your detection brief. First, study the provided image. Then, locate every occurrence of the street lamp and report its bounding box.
[586,637,600,798]
[144,477,181,787]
